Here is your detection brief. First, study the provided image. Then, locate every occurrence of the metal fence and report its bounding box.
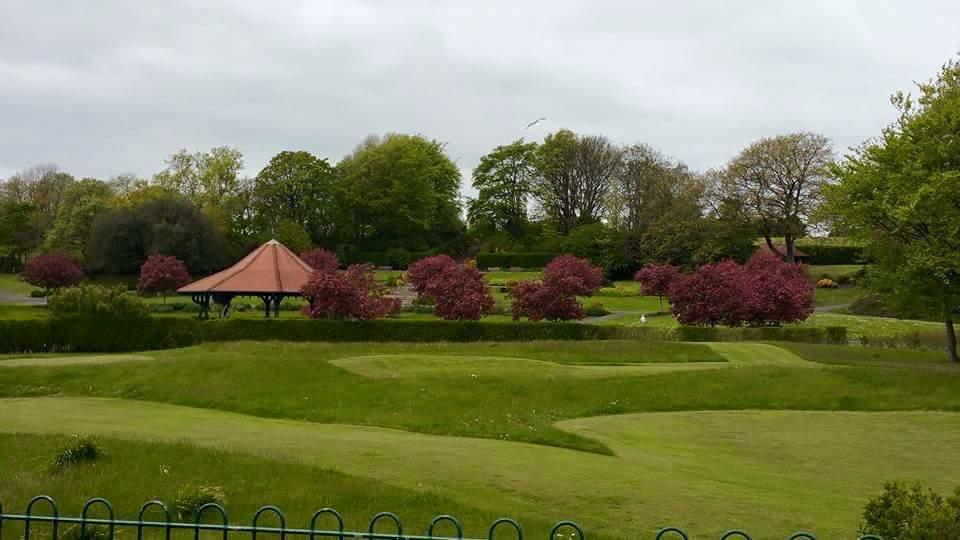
[0,496,884,540]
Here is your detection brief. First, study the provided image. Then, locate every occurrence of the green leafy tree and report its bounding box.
[336,133,462,250]
[469,139,538,238]
[43,178,115,259]
[0,201,40,270]
[153,147,243,220]
[826,57,960,362]
[721,132,833,262]
[253,151,337,243]
[271,218,311,253]
[534,130,620,234]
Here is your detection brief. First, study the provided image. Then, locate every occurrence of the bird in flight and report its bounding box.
[525,117,547,129]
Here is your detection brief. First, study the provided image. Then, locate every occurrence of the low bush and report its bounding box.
[596,286,640,297]
[385,248,412,270]
[584,302,611,317]
[860,481,960,539]
[174,484,227,521]
[52,435,102,472]
[30,289,47,298]
[816,278,838,289]
[49,285,151,321]
[150,304,176,313]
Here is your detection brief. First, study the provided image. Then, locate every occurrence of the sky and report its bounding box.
[1,0,959,198]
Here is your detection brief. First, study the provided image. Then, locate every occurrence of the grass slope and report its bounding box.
[1,398,957,539]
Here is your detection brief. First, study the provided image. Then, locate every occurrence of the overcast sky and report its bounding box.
[2,0,959,197]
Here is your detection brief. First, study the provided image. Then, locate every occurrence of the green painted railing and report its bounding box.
[0,496,884,540]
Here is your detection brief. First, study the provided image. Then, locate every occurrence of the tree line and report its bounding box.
[0,129,834,277]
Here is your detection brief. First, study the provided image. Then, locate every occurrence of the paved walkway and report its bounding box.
[0,290,45,306]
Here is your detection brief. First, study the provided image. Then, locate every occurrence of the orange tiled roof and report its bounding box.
[178,240,314,294]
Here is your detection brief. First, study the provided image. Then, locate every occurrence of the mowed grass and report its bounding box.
[1,399,958,539]
[1,341,959,456]
[0,273,34,295]
[813,286,867,306]
[0,432,534,540]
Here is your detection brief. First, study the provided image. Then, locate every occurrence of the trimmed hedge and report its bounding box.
[673,325,848,344]
[476,253,560,270]
[341,252,430,267]
[0,316,848,354]
[796,244,868,265]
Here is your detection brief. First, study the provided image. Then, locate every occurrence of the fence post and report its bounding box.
[309,509,343,540]
[137,501,171,540]
[25,496,58,540]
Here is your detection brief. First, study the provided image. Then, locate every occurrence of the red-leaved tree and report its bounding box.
[428,266,494,320]
[543,254,604,295]
[634,264,680,313]
[407,255,493,320]
[21,251,84,294]
[509,255,603,321]
[407,255,458,296]
[137,254,191,303]
[668,254,812,327]
[301,263,400,319]
[300,248,340,273]
[742,252,814,326]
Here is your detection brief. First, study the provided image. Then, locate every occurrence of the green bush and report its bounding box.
[475,253,559,270]
[48,285,150,321]
[174,484,227,521]
[60,525,110,540]
[30,289,47,298]
[385,248,412,270]
[343,251,430,267]
[596,286,640,297]
[584,302,611,317]
[150,304,176,313]
[860,481,960,539]
[52,435,102,472]
[673,325,847,345]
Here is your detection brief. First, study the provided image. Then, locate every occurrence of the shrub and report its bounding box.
[137,254,191,303]
[30,289,46,298]
[543,254,603,296]
[509,280,585,321]
[407,255,458,296]
[151,304,176,313]
[596,286,640,297]
[816,278,838,289]
[52,435,102,472]
[634,264,680,313]
[668,254,813,327]
[21,251,84,292]
[300,264,400,320]
[299,247,340,273]
[48,285,151,321]
[385,248,412,270]
[174,484,227,521]
[797,244,867,264]
[584,302,611,317]
[428,266,494,320]
[860,481,960,539]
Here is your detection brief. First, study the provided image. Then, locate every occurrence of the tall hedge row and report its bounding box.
[796,244,868,265]
[0,317,847,354]
[475,253,561,270]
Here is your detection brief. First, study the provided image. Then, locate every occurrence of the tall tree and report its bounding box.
[253,151,337,242]
[722,132,833,262]
[336,133,462,250]
[0,201,40,270]
[43,178,115,258]
[468,139,537,238]
[1,164,74,246]
[826,57,960,362]
[153,147,243,212]
[534,129,620,234]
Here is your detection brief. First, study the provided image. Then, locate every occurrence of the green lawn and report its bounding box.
[0,273,34,295]
[806,264,864,280]
[1,340,959,537]
[813,286,867,306]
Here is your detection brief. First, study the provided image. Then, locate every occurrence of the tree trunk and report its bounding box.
[763,235,787,261]
[946,317,959,363]
[784,234,796,264]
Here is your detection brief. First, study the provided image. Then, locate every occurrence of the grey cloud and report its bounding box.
[2,0,958,195]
